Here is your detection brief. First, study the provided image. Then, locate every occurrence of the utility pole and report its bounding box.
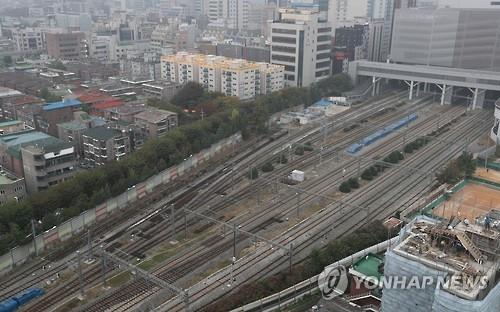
[289,243,293,273]
[87,230,93,260]
[101,252,107,288]
[296,191,301,218]
[170,204,176,242]
[184,214,188,239]
[76,250,84,298]
[233,224,237,259]
[31,219,37,256]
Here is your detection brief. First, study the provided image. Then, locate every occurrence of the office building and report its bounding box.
[161,52,284,99]
[367,19,385,62]
[268,7,331,87]
[380,0,417,62]
[332,24,368,74]
[45,31,85,60]
[391,8,500,72]
[82,127,131,166]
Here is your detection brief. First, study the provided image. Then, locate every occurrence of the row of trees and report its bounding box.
[0,74,353,254]
[437,152,476,184]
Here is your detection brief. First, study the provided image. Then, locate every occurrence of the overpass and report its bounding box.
[348,61,500,109]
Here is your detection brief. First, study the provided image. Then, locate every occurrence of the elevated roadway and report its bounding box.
[349,61,500,109]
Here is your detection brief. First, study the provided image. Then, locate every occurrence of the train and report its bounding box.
[0,288,44,312]
[347,113,418,154]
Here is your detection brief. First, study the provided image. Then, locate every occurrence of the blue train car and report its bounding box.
[0,299,18,312]
[0,288,44,312]
[12,288,44,306]
[347,143,363,154]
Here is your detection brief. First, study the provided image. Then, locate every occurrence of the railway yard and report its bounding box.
[0,90,495,312]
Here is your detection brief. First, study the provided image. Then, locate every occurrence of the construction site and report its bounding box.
[383,190,500,311]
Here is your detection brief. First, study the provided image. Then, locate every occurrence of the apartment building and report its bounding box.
[82,127,131,166]
[161,52,284,99]
[268,7,331,87]
[45,31,85,60]
[134,108,178,142]
[21,138,76,193]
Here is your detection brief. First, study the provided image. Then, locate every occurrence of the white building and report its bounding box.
[161,52,284,99]
[11,28,45,52]
[268,7,331,87]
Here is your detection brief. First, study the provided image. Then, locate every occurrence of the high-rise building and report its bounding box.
[268,7,331,87]
[390,8,500,72]
[378,0,417,62]
[367,18,385,62]
[328,0,369,29]
[161,52,285,99]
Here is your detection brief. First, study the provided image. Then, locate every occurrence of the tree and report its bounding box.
[171,82,205,108]
[278,154,288,164]
[261,162,274,172]
[248,167,259,180]
[295,146,304,156]
[39,88,62,102]
[339,182,351,193]
[49,60,66,70]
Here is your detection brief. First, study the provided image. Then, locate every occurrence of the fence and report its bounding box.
[0,133,242,274]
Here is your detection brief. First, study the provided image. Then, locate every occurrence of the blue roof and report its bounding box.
[43,99,82,111]
[313,99,333,107]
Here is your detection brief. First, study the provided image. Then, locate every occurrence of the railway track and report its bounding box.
[78,101,464,311]
[17,91,416,310]
[171,109,492,312]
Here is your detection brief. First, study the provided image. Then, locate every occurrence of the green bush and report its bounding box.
[361,169,374,181]
[303,144,314,152]
[261,162,274,172]
[339,182,351,193]
[348,178,360,189]
[295,146,304,155]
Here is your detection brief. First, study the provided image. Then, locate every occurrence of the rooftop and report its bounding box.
[0,120,23,128]
[0,130,71,158]
[105,103,146,116]
[0,169,23,185]
[350,253,385,286]
[42,98,82,111]
[134,108,177,123]
[0,87,23,98]
[83,126,124,141]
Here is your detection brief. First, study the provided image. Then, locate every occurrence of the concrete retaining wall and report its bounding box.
[0,133,241,275]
